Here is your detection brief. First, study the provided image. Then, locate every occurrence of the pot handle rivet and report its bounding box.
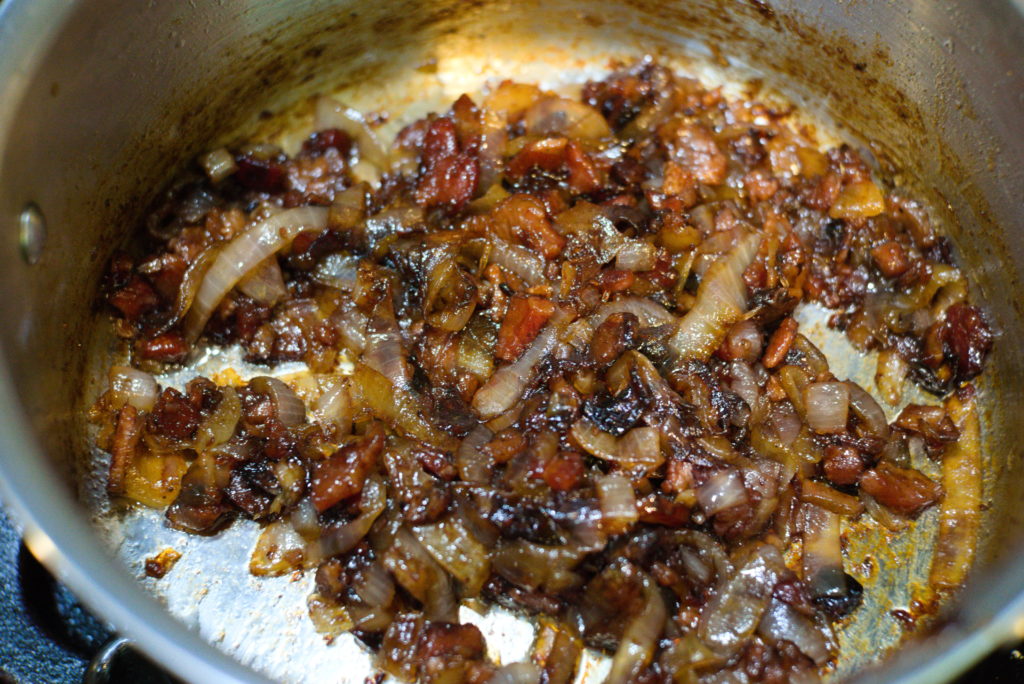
[18,202,46,265]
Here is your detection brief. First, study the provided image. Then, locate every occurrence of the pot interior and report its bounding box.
[1,1,1022,682]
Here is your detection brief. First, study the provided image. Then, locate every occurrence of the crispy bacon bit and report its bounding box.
[311,424,386,512]
[488,194,565,259]
[762,317,798,368]
[481,428,527,464]
[505,137,569,180]
[107,405,142,495]
[541,451,584,491]
[235,155,287,193]
[940,303,993,384]
[148,388,200,441]
[137,331,189,363]
[638,493,690,527]
[109,275,160,321]
[591,312,638,367]
[595,269,635,293]
[822,445,864,486]
[859,462,943,517]
[662,122,727,184]
[145,547,183,579]
[565,141,601,194]
[416,118,479,212]
[871,240,910,278]
[495,295,555,362]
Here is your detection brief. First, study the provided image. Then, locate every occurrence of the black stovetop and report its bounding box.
[0,508,1019,684]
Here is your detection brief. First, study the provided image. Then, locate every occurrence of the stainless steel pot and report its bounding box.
[1,1,1022,682]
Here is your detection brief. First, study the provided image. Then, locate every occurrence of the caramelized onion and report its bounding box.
[597,474,639,534]
[236,255,287,306]
[314,97,388,168]
[321,475,386,558]
[698,543,784,655]
[251,376,305,426]
[414,517,491,596]
[606,569,666,684]
[668,232,761,361]
[697,470,748,516]
[804,382,850,434]
[758,598,832,666]
[846,381,890,440]
[929,390,981,590]
[312,376,351,436]
[184,206,328,341]
[108,366,158,412]
[472,308,571,418]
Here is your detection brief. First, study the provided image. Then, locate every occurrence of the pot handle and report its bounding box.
[84,636,178,684]
[84,637,131,684]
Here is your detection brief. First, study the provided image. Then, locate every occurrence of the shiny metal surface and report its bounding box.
[0,1,1022,683]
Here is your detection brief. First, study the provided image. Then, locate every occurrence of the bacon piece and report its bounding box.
[541,451,584,491]
[595,269,635,294]
[638,493,690,527]
[488,194,565,259]
[109,275,161,322]
[940,303,993,384]
[495,295,555,362]
[871,240,910,278]
[137,331,189,363]
[415,118,479,212]
[859,461,943,517]
[107,405,142,495]
[762,317,798,369]
[310,423,386,512]
[147,387,200,441]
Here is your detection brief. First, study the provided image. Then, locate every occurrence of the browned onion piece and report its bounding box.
[350,363,455,450]
[668,231,761,361]
[698,543,785,656]
[929,390,981,590]
[250,520,308,576]
[312,376,351,436]
[456,424,493,483]
[757,598,833,666]
[364,293,413,391]
[314,97,388,168]
[487,238,547,286]
[801,502,848,601]
[195,386,241,449]
[236,255,287,306]
[597,473,639,534]
[804,382,850,434]
[845,381,890,440]
[413,516,491,597]
[198,147,237,183]
[478,107,508,192]
[184,206,328,342]
[108,365,158,412]
[251,376,305,426]
[320,475,386,558]
[590,297,676,329]
[472,308,572,418]
[423,258,478,332]
[491,663,542,684]
[384,526,457,621]
[569,419,618,461]
[697,470,748,516]
[606,569,666,684]
[615,240,657,272]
